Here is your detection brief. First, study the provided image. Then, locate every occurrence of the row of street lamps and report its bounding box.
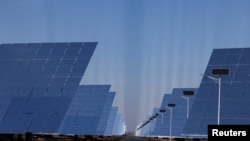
[136,90,193,141]
[159,91,193,141]
[136,68,229,139]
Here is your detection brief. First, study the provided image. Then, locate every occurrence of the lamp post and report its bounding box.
[159,109,166,124]
[200,68,229,125]
[167,103,176,141]
[182,90,194,118]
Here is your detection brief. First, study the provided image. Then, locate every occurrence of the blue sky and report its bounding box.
[1,0,250,131]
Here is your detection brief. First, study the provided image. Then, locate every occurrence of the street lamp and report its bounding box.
[167,103,176,141]
[182,90,194,118]
[159,109,166,124]
[200,68,229,125]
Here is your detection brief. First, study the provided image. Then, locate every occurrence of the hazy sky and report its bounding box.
[1,0,250,131]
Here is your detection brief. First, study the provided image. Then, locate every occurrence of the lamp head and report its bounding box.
[168,103,176,108]
[212,68,229,76]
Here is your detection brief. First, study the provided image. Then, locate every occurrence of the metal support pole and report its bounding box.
[162,113,163,124]
[201,74,223,125]
[218,76,221,125]
[187,97,189,118]
[169,108,172,141]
